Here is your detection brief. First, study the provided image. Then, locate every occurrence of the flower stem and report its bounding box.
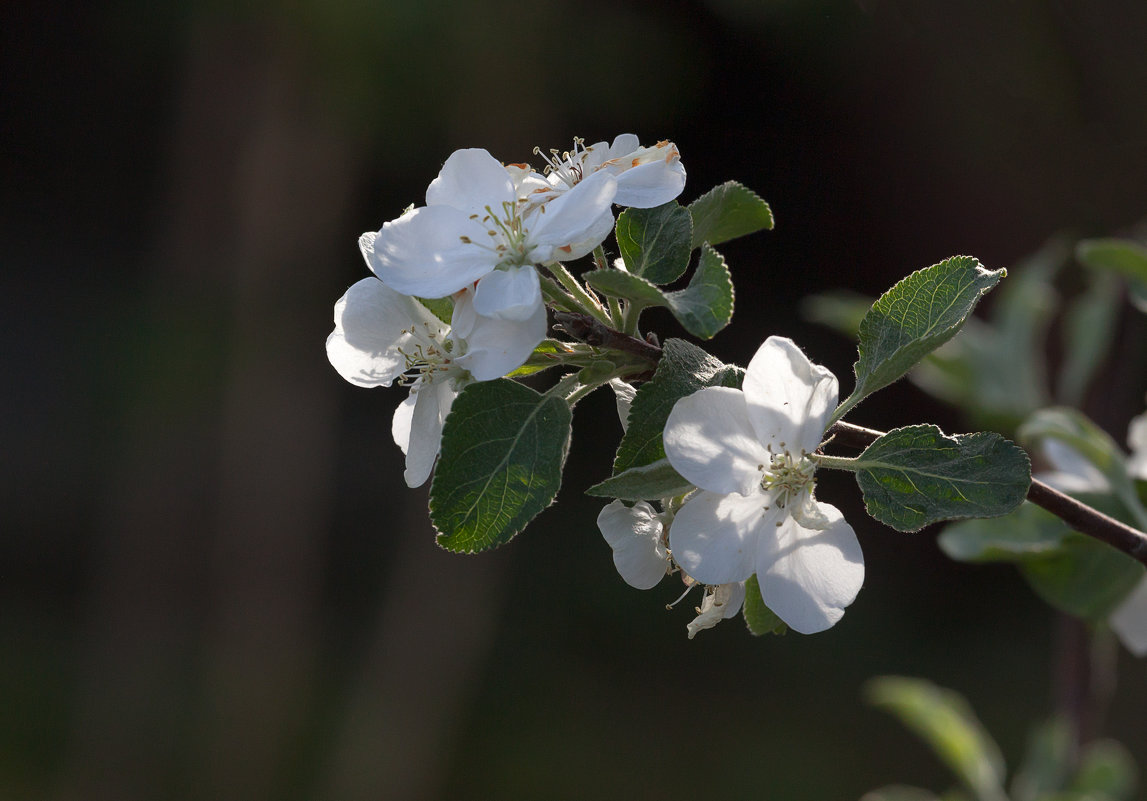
[551,311,662,365]
[546,262,611,325]
[825,421,1147,566]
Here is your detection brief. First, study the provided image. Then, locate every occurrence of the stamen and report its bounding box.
[665,582,698,611]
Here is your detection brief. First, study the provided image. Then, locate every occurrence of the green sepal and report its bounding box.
[429,379,572,553]
[585,458,693,501]
[833,256,1005,424]
[612,338,743,473]
[688,180,774,248]
[850,424,1031,532]
[615,201,694,284]
[742,575,788,636]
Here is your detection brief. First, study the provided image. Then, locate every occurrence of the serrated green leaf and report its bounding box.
[612,339,743,473]
[430,380,571,553]
[833,256,1005,425]
[1076,238,1147,283]
[742,575,788,636]
[688,180,774,248]
[851,425,1030,532]
[615,201,693,284]
[585,458,693,501]
[938,504,1072,563]
[663,244,735,339]
[1070,740,1137,801]
[866,677,1008,801]
[1020,534,1144,621]
[583,269,668,309]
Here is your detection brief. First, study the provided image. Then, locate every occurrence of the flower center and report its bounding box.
[759,444,817,510]
[396,324,463,386]
[458,201,533,268]
[533,138,588,188]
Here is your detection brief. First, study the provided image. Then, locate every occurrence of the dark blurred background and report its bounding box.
[4,1,1147,799]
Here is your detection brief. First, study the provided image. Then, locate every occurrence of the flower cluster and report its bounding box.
[327,135,685,485]
[599,337,865,638]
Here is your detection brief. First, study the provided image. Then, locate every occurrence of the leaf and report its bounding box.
[505,339,571,378]
[1020,534,1144,621]
[612,339,743,473]
[866,677,1007,801]
[416,294,454,324]
[1075,238,1147,283]
[1010,718,1071,801]
[664,244,735,339]
[430,380,572,553]
[833,256,1005,424]
[851,425,1031,532]
[742,575,788,636]
[1058,273,1120,406]
[615,201,694,284]
[938,504,1072,563]
[586,245,735,339]
[583,269,668,310]
[585,458,693,501]
[688,180,774,247]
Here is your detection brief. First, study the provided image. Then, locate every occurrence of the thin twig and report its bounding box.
[552,311,663,364]
[825,421,1147,566]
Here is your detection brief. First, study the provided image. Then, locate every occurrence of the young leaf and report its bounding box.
[585,458,693,501]
[583,269,668,310]
[615,201,694,284]
[664,244,735,339]
[1058,273,1120,407]
[612,339,743,473]
[689,181,774,248]
[832,256,1005,424]
[1020,535,1144,621]
[742,575,788,636]
[430,380,572,553]
[850,425,1030,532]
[866,677,1008,801]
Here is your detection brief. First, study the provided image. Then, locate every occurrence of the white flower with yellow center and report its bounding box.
[364,148,617,324]
[662,336,865,634]
[326,270,544,488]
[536,134,686,209]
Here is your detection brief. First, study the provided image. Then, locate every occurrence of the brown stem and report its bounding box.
[825,421,1147,566]
[552,311,663,364]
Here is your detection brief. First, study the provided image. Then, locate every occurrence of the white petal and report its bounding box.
[425,148,515,215]
[326,278,436,387]
[663,386,772,495]
[685,582,745,640]
[550,207,616,261]
[756,502,864,634]
[613,159,687,208]
[391,392,416,456]
[669,490,774,585]
[527,169,617,252]
[1127,413,1147,481]
[743,336,839,456]
[1039,439,1110,492]
[610,379,637,432]
[607,133,642,157]
[597,500,669,590]
[369,205,494,298]
[471,266,542,321]
[402,379,456,488]
[450,286,477,339]
[1110,577,1147,656]
[455,294,546,381]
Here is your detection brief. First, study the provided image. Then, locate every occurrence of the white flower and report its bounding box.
[609,379,638,432]
[597,500,671,590]
[1110,579,1147,656]
[326,272,545,487]
[1127,412,1147,480]
[537,134,686,209]
[662,336,864,635]
[364,148,617,323]
[687,582,746,640]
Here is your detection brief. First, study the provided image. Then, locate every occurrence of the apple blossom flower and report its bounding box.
[363,148,617,324]
[326,266,544,487]
[662,336,865,635]
[686,582,746,640]
[536,134,686,208]
[597,500,671,590]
